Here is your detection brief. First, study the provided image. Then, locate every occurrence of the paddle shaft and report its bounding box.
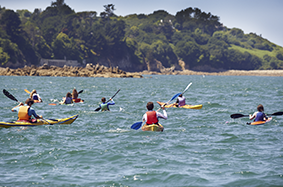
[230,111,283,119]
[106,89,120,103]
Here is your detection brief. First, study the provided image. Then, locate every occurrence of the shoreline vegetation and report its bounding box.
[1,64,283,77]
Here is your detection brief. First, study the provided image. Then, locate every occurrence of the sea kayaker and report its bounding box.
[11,98,43,122]
[60,92,73,105]
[249,104,268,122]
[30,89,42,102]
[142,102,167,126]
[175,94,186,107]
[72,88,83,102]
[72,89,78,99]
[99,97,115,111]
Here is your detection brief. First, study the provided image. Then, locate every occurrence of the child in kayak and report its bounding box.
[30,89,42,102]
[60,92,73,105]
[99,97,115,111]
[142,102,167,125]
[12,98,43,122]
[249,104,268,122]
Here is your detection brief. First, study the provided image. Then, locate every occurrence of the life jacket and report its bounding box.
[65,97,72,104]
[18,106,31,121]
[255,112,265,121]
[146,111,158,125]
[73,98,81,103]
[178,96,186,107]
[100,103,109,111]
[32,94,39,100]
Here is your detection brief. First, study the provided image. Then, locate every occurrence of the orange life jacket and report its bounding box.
[146,111,158,125]
[18,106,31,121]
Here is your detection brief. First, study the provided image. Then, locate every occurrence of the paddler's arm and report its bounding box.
[142,113,147,123]
[157,106,167,120]
[249,112,257,120]
[29,108,42,119]
[263,113,268,121]
[107,99,115,105]
[11,102,23,112]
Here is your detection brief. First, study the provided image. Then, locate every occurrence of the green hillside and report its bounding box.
[1,1,283,71]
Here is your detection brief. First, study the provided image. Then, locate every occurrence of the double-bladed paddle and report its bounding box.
[94,89,121,111]
[230,111,283,119]
[3,89,52,125]
[131,93,181,130]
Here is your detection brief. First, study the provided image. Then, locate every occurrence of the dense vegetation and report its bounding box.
[1,1,283,71]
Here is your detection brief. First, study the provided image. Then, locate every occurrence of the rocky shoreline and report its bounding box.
[141,69,283,77]
[0,63,143,78]
[1,64,283,77]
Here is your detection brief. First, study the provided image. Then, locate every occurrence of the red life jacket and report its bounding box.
[146,111,158,125]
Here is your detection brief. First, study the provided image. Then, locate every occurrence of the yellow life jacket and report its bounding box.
[18,106,31,121]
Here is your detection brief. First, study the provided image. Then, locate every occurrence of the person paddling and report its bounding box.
[60,92,73,105]
[72,88,83,102]
[175,94,186,107]
[30,89,42,102]
[11,98,43,122]
[249,104,268,122]
[142,102,167,126]
[99,97,115,111]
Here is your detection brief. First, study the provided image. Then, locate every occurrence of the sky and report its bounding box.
[1,0,283,47]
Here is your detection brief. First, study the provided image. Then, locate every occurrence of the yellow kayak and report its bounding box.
[142,123,164,132]
[0,114,78,128]
[157,101,202,109]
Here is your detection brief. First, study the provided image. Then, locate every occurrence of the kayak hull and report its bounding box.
[0,114,78,128]
[73,98,84,103]
[157,101,202,109]
[247,117,272,125]
[142,123,164,132]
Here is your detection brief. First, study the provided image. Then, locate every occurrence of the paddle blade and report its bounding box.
[24,89,31,94]
[94,107,101,111]
[170,92,181,102]
[230,113,249,119]
[182,82,192,94]
[131,122,143,130]
[3,89,19,102]
[270,111,283,116]
[78,90,83,94]
[49,103,57,106]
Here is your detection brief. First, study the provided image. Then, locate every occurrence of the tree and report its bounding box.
[0,10,21,39]
[100,4,115,18]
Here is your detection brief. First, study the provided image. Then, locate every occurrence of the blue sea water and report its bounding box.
[0,75,283,186]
